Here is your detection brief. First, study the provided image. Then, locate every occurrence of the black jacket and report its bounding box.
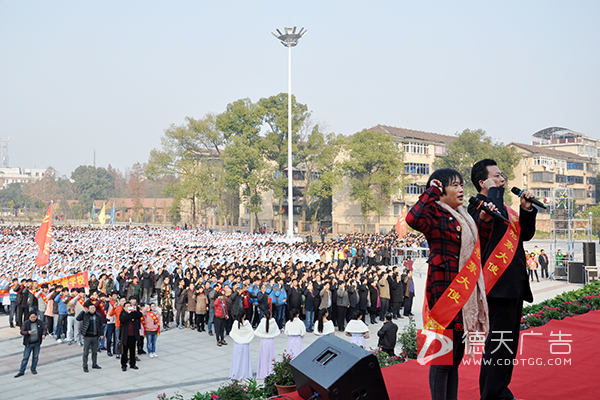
[76,311,103,337]
[377,321,398,349]
[357,284,369,310]
[119,309,143,341]
[468,187,536,301]
[21,319,47,346]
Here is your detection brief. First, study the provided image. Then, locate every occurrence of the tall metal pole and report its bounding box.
[287,45,293,236]
[272,26,306,237]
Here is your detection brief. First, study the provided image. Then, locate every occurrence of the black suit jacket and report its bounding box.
[468,187,536,302]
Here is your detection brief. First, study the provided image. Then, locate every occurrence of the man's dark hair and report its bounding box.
[471,159,497,192]
[426,168,463,196]
[385,312,393,321]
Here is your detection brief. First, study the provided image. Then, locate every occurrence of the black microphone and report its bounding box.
[468,197,510,224]
[510,187,548,209]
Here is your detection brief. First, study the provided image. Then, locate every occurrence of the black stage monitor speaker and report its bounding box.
[583,242,596,266]
[290,335,389,400]
[568,262,585,284]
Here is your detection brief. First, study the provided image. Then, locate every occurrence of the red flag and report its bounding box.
[35,203,53,267]
[395,204,407,238]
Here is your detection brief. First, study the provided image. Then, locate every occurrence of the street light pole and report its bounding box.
[272,26,306,237]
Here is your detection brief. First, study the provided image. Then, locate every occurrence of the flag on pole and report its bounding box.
[35,202,53,267]
[110,202,115,227]
[91,203,95,222]
[395,204,408,238]
[98,202,106,227]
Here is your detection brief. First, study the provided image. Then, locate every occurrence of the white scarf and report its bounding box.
[284,317,306,336]
[437,202,489,357]
[315,320,335,336]
[344,319,369,334]
[254,318,280,339]
[229,320,255,344]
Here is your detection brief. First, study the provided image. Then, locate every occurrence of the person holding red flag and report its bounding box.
[469,159,537,400]
[407,168,496,400]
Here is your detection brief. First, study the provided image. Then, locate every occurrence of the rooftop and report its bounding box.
[368,124,456,145]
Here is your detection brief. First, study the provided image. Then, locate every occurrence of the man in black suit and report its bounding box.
[468,159,537,400]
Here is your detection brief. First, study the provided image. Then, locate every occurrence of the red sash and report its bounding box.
[423,238,483,330]
[482,206,521,293]
[148,311,160,336]
[39,291,49,304]
[77,298,86,308]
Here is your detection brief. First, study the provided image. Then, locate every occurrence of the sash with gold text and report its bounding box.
[423,238,483,330]
[148,311,160,336]
[482,206,521,294]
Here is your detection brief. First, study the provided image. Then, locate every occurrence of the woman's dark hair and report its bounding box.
[264,310,271,333]
[471,159,497,192]
[352,310,362,320]
[289,308,300,320]
[317,309,328,333]
[426,168,463,195]
[237,312,245,329]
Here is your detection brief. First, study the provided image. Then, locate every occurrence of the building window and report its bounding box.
[567,176,584,184]
[556,175,567,183]
[573,189,586,198]
[405,184,426,195]
[556,160,567,170]
[434,146,446,156]
[532,172,554,183]
[588,191,595,199]
[533,189,551,199]
[587,177,596,185]
[567,162,584,170]
[393,204,401,215]
[404,163,430,175]
[586,163,598,172]
[403,142,429,155]
[310,172,322,180]
[533,157,553,166]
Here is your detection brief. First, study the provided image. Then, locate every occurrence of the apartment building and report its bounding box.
[508,142,596,212]
[0,167,50,189]
[332,125,456,233]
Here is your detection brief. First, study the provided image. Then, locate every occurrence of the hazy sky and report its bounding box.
[1,1,598,177]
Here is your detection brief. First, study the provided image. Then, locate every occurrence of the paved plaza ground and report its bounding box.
[0,239,594,400]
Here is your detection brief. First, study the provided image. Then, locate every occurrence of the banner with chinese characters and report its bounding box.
[423,238,482,330]
[43,271,89,289]
[482,205,521,293]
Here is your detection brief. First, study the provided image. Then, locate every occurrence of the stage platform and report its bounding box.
[277,310,600,400]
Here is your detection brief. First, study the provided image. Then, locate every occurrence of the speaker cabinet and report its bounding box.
[290,335,389,400]
[568,262,585,284]
[583,242,596,266]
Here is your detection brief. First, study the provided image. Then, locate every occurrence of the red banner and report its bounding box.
[0,289,8,298]
[43,271,89,290]
[395,205,407,238]
[35,203,53,267]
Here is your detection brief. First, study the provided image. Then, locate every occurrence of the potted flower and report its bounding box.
[264,351,296,396]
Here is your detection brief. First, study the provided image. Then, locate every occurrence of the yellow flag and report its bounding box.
[98,203,106,227]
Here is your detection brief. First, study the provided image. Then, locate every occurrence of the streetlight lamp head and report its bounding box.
[272,26,307,47]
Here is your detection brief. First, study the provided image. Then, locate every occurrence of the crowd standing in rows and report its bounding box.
[1,226,425,378]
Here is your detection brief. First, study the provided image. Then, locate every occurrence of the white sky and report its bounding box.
[1,0,598,177]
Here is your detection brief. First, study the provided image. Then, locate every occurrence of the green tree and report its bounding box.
[217,98,269,232]
[434,129,520,199]
[298,126,345,225]
[146,114,227,227]
[342,129,405,225]
[70,165,114,206]
[22,167,62,212]
[258,93,309,232]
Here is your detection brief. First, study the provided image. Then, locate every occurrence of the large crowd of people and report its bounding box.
[1,225,425,379]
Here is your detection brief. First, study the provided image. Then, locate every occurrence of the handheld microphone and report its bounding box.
[468,197,510,224]
[510,187,548,209]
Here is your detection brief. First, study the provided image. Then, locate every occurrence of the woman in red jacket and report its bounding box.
[407,168,495,400]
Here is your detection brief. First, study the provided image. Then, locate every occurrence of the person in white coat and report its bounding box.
[254,310,280,379]
[229,313,254,380]
[344,311,369,348]
[314,309,335,337]
[284,308,306,359]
